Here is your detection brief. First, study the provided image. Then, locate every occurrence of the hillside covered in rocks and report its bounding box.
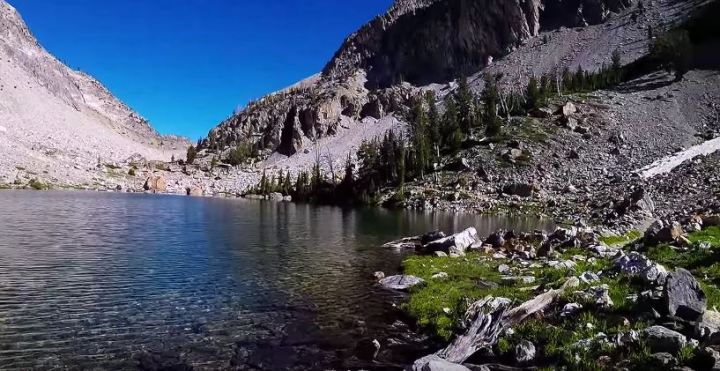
[0,0,189,191]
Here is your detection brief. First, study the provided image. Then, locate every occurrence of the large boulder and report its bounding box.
[644,220,684,245]
[560,101,577,117]
[665,268,706,321]
[411,355,471,371]
[143,176,167,193]
[421,227,479,255]
[379,275,425,291]
[643,326,687,354]
[186,186,203,197]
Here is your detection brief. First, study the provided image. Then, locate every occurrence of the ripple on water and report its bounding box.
[0,191,553,369]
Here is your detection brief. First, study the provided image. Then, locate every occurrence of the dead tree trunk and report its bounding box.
[437,277,579,363]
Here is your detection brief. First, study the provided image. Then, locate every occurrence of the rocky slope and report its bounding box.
[0,0,189,189]
[200,0,634,170]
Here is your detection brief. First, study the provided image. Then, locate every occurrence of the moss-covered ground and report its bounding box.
[400,226,720,369]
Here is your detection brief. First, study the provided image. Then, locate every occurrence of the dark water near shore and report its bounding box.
[0,191,553,370]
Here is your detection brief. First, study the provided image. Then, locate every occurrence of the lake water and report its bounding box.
[0,191,553,370]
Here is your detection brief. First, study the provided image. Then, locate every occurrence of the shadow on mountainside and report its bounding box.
[615,72,675,93]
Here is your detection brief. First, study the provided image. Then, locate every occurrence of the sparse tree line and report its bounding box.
[182,26,694,204]
[247,48,636,205]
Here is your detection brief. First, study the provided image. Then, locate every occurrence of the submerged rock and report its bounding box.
[378,275,425,291]
[665,268,706,321]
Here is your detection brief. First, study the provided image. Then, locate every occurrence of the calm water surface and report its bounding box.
[0,191,553,370]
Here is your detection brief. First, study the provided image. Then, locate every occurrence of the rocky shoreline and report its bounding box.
[374,214,720,370]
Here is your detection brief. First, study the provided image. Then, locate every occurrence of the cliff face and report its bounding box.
[323,0,632,88]
[204,0,632,159]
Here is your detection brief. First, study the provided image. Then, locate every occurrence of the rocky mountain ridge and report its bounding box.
[202,0,634,164]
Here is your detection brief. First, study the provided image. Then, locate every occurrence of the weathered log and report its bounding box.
[436,278,579,363]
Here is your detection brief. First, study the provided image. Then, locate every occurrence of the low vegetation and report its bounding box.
[28,178,50,190]
[399,225,720,369]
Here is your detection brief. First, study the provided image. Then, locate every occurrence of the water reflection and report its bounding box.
[0,191,553,370]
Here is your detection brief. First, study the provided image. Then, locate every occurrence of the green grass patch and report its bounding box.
[689,226,720,246]
[599,230,642,247]
[644,227,720,309]
[402,254,538,340]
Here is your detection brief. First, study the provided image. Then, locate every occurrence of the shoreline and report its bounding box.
[381,215,720,370]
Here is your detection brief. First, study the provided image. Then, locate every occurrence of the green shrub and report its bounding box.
[28,178,49,190]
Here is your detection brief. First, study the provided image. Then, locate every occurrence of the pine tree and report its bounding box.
[442,94,460,149]
[482,74,503,137]
[562,67,574,93]
[525,76,542,110]
[259,170,268,194]
[455,75,475,135]
[186,145,197,164]
[410,96,431,178]
[426,91,441,160]
[574,66,586,92]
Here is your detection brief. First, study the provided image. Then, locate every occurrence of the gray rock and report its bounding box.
[373,271,385,280]
[432,272,449,280]
[514,340,536,363]
[697,310,720,340]
[435,251,448,257]
[645,219,684,245]
[579,271,600,284]
[665,268,706,321]
[411,355,471,371]
[268,192,284,201]
[484,231,506,248]
[649,352,677,367]
[355,338,380,361]
[643,326,687,354]
[698,347,720,370]
[561,101,578,117]
[498,264,511,274]
[613,252,668,284]
[379,275,425,291]
[422,227,479,255]
[561,303,583,317]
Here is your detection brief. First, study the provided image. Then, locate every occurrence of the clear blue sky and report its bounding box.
[9,0,392,140]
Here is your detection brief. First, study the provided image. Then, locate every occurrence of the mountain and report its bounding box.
[200,0,634,165]
[0,0,189,189]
